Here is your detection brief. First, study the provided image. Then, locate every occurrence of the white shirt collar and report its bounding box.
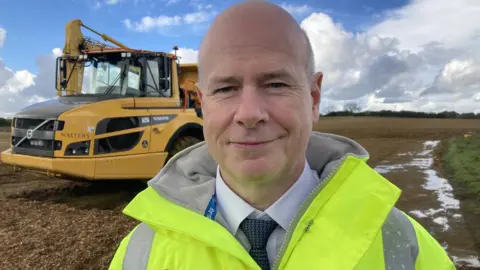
[215,159,319,234]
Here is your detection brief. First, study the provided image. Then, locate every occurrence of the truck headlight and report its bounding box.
[30,140,45,147]
[65,141,90,156]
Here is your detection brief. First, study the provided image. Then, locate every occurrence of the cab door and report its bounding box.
[133,55,180,109]
[133,55,182,153]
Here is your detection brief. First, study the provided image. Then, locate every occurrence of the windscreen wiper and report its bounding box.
[103,67,127,95]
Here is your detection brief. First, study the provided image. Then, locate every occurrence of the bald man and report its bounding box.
[109,1,455,269]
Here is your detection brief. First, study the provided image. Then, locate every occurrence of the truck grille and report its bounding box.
[11,118,62,157]
[15,118,55,131]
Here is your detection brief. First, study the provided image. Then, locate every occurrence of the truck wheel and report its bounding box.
[167,136,202,162]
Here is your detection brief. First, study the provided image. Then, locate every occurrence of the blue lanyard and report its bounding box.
[204,191,217,220]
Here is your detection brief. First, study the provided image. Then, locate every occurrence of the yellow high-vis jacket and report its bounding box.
[109,132,456,270]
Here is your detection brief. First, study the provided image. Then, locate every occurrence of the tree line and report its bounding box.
[322,110,480,119]
[0,118,12,127]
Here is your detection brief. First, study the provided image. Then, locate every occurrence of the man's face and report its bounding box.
[198,38,321,185]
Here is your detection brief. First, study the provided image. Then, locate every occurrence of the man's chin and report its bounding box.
[229,159,280,179]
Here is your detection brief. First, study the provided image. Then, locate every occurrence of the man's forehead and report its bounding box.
[198,1,309,84]
[199,2,305,55]
[204,47,302,73]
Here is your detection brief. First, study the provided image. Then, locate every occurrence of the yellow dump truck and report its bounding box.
[0,19,204,181]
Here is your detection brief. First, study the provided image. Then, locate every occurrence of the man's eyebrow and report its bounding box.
[255,69,294,81]
[206,69,294,88]
[208,75,241,86]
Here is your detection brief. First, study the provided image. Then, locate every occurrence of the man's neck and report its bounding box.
[219,160,305,211]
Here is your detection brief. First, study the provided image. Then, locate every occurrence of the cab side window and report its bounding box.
[145,58,171,97]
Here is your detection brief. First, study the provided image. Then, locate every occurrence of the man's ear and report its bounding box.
[311,72,323,122]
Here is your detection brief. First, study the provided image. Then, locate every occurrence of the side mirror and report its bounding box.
[56,57,68,91]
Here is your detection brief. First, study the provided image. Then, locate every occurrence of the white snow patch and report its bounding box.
[409,210,428,218]
[452,255,480,268]
[433,216,450,231]
[418,149,433,156]
[424,140,440,147]
[425,208,444,216]
[453,214,462,218]
[422,169,460,210]
[376,140,460,211]
[374,164,406,174]
[409,208,445,219]
[409,158,433,169]
[375,139,462,234]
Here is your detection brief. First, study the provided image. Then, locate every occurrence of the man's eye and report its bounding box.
[214,87,234,93]
[267,82,287,88]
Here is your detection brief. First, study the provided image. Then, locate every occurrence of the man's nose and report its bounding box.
[233,86,268,129]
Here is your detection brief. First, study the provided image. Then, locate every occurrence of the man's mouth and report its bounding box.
[229,137,279,147]
[236,141,268,145]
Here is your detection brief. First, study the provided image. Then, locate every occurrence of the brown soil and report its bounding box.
[0,154,143,270]
[1,117,480,269]
[0,132,10,152]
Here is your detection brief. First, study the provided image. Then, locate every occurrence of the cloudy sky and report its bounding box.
[0,0,479,117]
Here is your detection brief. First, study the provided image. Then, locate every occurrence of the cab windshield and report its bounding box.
[82,57,142,96]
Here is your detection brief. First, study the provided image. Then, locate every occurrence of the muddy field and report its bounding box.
[1,117,480,269]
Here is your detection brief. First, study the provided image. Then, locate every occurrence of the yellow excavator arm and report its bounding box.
[57,19,84,96]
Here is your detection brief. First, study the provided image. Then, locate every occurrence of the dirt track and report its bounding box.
[1,117,480,269]
[0,170,142,270]
[0,129,143,269]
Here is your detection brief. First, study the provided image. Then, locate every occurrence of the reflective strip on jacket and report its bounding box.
[108,155,456,270]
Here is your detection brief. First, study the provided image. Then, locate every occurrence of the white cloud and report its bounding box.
[0,60,39,117]
[422,56,480,97]
[0,28,6,48]
[301,13,409,99]
[106,0,122,4]
[0,69,35,94]
[184,11,211,24]
[123,4,216,32]
[300,0,480,114]
[0,31,36,96]
[280,3,311,16]
[22,49,62,98]
[0,31,57,117]
[172,47,198,63]
[474,92,480,102]
[52,48,63,57]
[0,61,13,86]
[368,0,480,52]
[166,0,180,6]
[189,0,214,11]
[123,15,183,32]
[122,19,133,30]
[27,95,48,105]
[90,0,125,9]
[92,1,102,9]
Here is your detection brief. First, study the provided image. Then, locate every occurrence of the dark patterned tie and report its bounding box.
[239,217,278,270]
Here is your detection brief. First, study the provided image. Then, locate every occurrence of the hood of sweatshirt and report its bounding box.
[147,131,370,216]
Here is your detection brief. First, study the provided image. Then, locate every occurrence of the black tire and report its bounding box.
[166,136,202,162]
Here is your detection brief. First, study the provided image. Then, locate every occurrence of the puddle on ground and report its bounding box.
[374,140,480,269]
